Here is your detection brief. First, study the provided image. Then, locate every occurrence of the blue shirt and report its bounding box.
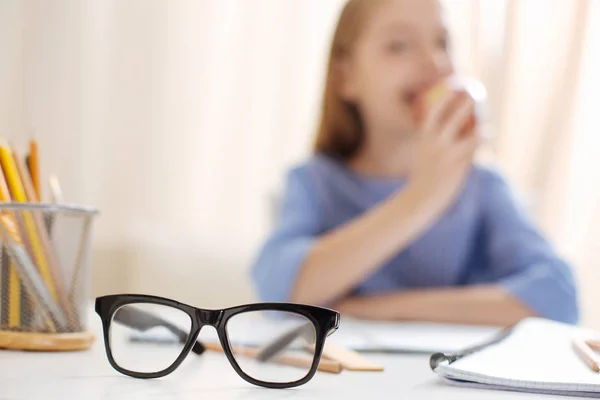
[251,155,579,324]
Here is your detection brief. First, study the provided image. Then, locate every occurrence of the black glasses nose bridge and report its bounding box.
[195,308,222,326]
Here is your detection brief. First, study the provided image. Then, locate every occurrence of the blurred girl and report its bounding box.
[251,0,578,326]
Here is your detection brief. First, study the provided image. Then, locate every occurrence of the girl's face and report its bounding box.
[339,0,453,137]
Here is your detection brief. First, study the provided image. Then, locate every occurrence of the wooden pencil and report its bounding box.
[14,150,76,331]
[573,338,600,373]
[0,143,64,331]
[28,139,41,201]
[588,339,600,352]
[203,342,343,374]
[0,151,20,328]
[0,247,9,327]
[0,213,58,331]
[48,175,63,204]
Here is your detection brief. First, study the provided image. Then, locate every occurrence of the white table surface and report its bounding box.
[0,317,567,400]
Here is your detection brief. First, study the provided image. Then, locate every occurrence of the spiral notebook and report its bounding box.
[431,318,600,398]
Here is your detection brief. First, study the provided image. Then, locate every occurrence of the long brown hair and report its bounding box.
[313,0,382,160]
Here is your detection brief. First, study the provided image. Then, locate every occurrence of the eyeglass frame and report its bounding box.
[95,294,340,389]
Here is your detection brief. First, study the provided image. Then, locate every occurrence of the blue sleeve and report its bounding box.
[250,167,321,302]
[480,169,579,324]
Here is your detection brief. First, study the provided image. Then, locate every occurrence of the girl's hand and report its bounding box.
[407,92,479,216]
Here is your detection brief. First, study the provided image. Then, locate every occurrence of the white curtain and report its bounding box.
[1,0,348,306]
[1,0,598,326]
[449,0,600,328]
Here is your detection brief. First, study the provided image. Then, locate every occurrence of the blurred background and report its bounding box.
[0,0,598,328]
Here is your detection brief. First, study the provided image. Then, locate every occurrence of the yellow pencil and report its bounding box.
[0,212,57,332]
[0,145,58,302]
[0,158,19,328]
[28,140,41,202]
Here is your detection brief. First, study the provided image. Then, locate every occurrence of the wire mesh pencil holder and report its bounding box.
[0,203,99,351]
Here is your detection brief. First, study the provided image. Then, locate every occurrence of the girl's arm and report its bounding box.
[333,285,535,326]
[289,186,443,305]
[334,169,579,326]
[289,95,478,305]
[473,169,579,324]
[251,94,478,306]
[251,165,438,305]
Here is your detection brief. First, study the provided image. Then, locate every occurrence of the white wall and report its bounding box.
[6,0,347,307]
[0,0,27,140]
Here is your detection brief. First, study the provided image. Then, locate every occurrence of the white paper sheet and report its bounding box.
[130,313,502,354]
[332,318,502,353]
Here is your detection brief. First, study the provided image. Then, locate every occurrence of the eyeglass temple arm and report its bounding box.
[113,307,206,355]
[257,322,322,362]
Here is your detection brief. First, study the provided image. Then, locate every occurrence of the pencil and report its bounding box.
[573,338,600,373]
[0,145,58,310]
[589,339,600,352]
[66,214,93,332]
[14,149,76,331]
[48,175,63,204]
[0,154,20,328]
[0,213,59,331]
[0,247,8,326]
[28,139,41,201]
[203,342,343,374]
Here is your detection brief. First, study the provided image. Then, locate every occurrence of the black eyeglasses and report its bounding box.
[95,294,340,389]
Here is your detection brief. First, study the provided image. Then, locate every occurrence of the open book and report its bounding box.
[432,318,600,398]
